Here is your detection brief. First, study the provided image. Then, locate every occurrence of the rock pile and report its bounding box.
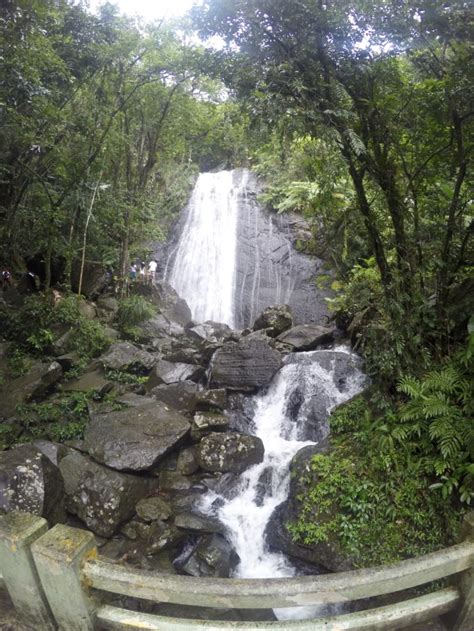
[0,292,340,576]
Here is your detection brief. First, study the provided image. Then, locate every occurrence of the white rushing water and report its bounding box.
[200,348,365,578]
[167,170,244,327]
[200,347,367,593]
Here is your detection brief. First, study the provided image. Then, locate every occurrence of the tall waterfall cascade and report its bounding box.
[167,171,240,327]
[166,169,329,329]
[200,348,367,584]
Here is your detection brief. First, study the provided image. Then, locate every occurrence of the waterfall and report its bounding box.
[199,347,366,616]
[167,171,242,328]
[166,168,331,329]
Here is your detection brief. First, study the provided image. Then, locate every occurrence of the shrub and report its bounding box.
[288,449,461,567]
[16,392,91,441]
[117,294,155,339]
[397,336,474,504]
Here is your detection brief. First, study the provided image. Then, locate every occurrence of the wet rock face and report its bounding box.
[59,451,153,537]
[0,444,65,523]
[253,304,293,338]
[198,432,264,475]
[210,337,282,391]
[232,171,331,329]
[84,402,190,472]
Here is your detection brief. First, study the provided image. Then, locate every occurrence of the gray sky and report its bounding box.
[88,0,201,21]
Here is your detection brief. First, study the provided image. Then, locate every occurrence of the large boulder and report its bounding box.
[135,314,184,343]
[0,444,65,523]
[253,305,293,337]
[150,381,199,413]
[277,324,335,351]
[100,342,156,373]
[265,444,352,572]
[174,511,223,534]
[84,402,191,472]
[191,411,229,442]
[59,451,153,537]
[210,338,282,391]
[60,369,113,396]
[187,322,234,344]
[135,282,192,327]
[147,360,204,388]
[177,533,239,578]
[195,389,227,411]
[0,361,63,417]
[198,432,264,474]
[136,497,172,522]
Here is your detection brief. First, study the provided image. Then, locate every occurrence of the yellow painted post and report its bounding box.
[32,523,98,631]
[0,511,56,630]
[452,512,474,631]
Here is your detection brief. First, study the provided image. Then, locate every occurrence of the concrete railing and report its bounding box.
[0,510,473,630]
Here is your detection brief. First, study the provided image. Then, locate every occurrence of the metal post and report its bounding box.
[32,523,98,631]
[0,511,56,630]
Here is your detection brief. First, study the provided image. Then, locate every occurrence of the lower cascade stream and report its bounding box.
[200,348,367,618]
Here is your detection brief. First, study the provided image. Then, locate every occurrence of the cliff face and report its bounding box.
[233,169,330,328]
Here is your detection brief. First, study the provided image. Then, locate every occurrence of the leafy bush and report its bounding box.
[397,339,474,504]
[17,392,91,441]
[1,293,110,362]
[288,449,461,567]
[117,294,155,339]
[68,319,111,362]
[104,368,148,386]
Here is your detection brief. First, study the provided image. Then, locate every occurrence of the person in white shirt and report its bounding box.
[148,259,158,284]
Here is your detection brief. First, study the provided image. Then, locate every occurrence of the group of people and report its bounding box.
[129,259,158,285]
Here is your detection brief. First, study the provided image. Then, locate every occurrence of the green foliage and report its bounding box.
[117,294,155,339]
[5,348,32,378]
[68,319,111,362]
[1,294,110,362]
[397,343,474,504]
[104,369,148,386]
[16,392,91,442]
[288,449,461,568]
[329,395,369,435]
[289,383,468,566]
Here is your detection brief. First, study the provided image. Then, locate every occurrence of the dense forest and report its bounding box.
[0,0,473,570]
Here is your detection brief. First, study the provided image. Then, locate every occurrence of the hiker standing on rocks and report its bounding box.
[148,259,157,285]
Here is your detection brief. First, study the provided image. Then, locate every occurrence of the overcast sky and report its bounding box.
[88,0,201,21]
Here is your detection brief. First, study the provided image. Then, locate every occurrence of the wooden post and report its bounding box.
[0,511,56,630]
[452,512,474,631]
[32,523,98,631]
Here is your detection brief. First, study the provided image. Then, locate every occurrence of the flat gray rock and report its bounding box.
[198,432,264,474]
[100,342,156,373]
[84,402,190,471]
[148,360,204,387]
[277,324,335,351]
[150,380,199,412]
[210,337,281,391]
